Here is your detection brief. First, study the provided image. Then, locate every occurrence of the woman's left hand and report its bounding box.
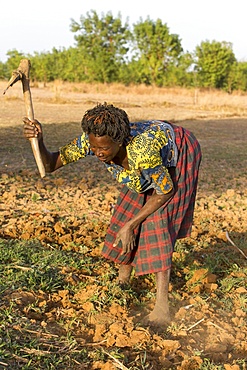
[113,223,136,255]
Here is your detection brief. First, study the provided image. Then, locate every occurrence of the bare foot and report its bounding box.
[142,304,171,328]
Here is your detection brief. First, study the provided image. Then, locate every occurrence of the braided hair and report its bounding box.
[81,102,130,144]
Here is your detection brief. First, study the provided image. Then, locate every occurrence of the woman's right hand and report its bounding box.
[23,117,43,141]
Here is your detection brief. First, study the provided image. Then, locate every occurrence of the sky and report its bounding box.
[0,0,246,63]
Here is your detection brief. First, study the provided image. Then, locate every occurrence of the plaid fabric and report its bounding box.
[101,124,202,276]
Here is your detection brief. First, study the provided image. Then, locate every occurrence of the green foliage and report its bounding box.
[228,61,247,92]
[199,358,224,369]
[0,239,67,293]
[1,11,246,90]
[2,50,25,80]
[195,40,236,90]
[70,10,131,83]
[164,52,194,87]
[0,61,7,79]
[132,17,183,86]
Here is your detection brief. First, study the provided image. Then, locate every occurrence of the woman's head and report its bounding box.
[81,102,130,144]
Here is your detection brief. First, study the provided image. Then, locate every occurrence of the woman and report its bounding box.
[23,102,201,327]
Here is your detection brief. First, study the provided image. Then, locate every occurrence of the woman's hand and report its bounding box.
[113,190,174,255]
[113,223,136,255]
[23,117,43,141]
[22,117,62,173]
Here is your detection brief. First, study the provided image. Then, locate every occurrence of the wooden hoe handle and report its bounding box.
[4,59,46,178]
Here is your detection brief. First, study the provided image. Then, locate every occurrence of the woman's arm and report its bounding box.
[114,189,174,254]
[23,117,63,172]
[126,189,174,229]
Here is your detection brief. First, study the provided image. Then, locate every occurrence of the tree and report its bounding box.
[132,18,183,86]
[229,61,247,92]
[70,10,131,83]
[60,47,87,82]
[0,61,7,80]
[195,40,236,89]
[4,50,25,79]
[164,52,194,87]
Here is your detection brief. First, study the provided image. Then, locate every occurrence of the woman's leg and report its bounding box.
[143,268,171,326]
[117,264,133,284]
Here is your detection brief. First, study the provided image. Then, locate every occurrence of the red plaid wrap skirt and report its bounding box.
[101,124,202,275]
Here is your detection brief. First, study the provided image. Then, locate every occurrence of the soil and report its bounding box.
[0,81,247,369]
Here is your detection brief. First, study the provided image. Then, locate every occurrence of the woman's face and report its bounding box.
[88,134,122,163]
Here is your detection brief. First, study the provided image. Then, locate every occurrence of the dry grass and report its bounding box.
[1,81,247,124]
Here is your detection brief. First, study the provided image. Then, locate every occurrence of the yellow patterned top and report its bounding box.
[60,120,177,194]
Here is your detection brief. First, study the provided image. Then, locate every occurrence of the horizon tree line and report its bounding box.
[1,10,246,92]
